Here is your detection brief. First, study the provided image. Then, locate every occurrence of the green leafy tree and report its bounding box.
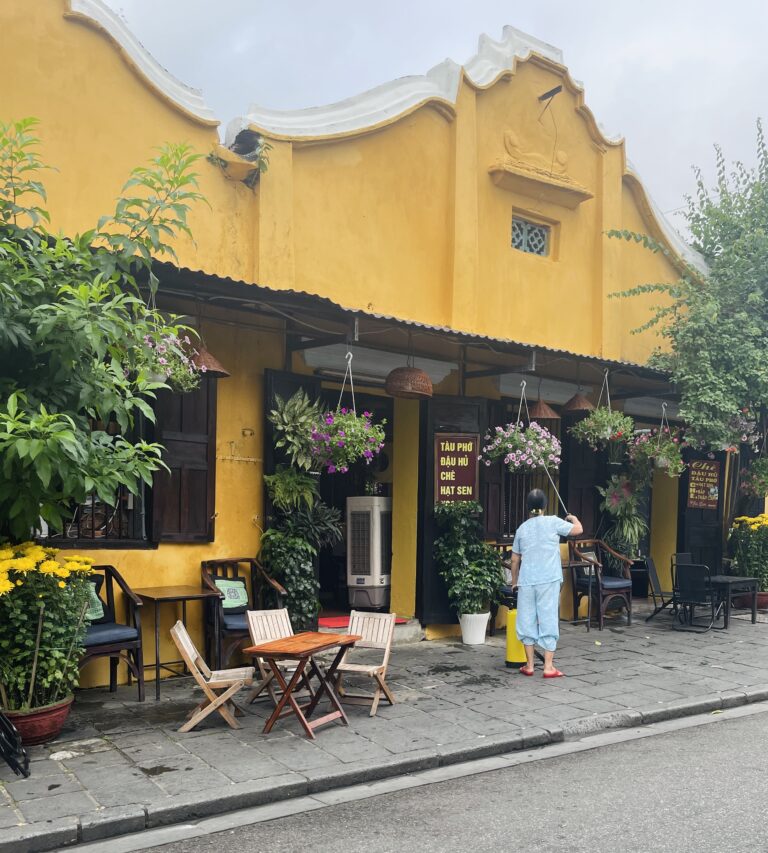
[610,122,768,451]
[0,118,205,540]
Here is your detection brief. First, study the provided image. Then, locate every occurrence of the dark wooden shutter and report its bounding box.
[151,378,217,543]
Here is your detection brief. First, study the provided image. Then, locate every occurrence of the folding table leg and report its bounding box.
[262,658,314,738]
[304,648,349,726]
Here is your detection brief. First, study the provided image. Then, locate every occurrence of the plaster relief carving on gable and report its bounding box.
[490,126,592,210]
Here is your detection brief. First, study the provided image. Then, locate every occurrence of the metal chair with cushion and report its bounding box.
[79,565,145,701]
[673,563,725,633]
[569,539,633,630]
[201,558,286,668]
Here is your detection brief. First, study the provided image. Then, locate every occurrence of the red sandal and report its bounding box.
[519,666,534,676]
[542,669,564,679]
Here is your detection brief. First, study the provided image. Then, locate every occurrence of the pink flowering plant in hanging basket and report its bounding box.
[480,421,561,473]
[628,427,687,478]
[309,408,386,474]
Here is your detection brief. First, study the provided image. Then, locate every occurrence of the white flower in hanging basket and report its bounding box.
[480,421,561,473]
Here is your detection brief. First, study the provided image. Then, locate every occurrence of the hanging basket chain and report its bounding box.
[657,401,670,451]
[336,350,357,414]
[595,368,611,412]
[518,380,569,516]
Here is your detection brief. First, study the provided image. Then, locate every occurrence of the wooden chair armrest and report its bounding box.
[599,542,634,565]
[200,569,224,598]
[98,565,143,607]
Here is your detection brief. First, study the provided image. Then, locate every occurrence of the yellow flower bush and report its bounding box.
[730,515,768,591]
[0,542,93,710]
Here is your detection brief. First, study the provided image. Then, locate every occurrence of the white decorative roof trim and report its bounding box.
[626,160,708,275]
[226,26,567,144]
[65,0,218,126]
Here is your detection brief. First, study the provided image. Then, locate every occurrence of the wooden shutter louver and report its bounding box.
[152,378,217,543]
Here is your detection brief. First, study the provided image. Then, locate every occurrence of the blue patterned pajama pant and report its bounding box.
[516,580,561,652]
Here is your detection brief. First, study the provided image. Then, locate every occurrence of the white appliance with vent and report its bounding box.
[346,496,392,609]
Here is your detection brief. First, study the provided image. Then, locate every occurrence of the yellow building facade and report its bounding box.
[2,1,698,683]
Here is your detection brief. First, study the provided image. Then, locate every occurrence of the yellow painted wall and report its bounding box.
[1,1,256,282]
[650,469,680,592]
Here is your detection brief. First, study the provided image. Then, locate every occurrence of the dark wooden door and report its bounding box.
[677,450,730,570]
[560,413,600,536]
[417,396,489,625]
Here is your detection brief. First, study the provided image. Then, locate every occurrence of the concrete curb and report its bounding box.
[4,686,767,853]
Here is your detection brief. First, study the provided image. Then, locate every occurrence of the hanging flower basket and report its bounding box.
[628,427,687,478]
[309,408,386,474]
[480,421,561,473]
[570,408,634,463]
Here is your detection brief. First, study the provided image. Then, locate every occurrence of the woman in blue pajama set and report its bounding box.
[509,489,582,678]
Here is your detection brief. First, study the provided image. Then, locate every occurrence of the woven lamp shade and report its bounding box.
[385,365,433,399]
[561,392,594,413]
[528,399,560,421]
[192,345,231,378]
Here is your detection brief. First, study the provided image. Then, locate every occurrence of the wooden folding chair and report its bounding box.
[334,611,396,716]
[170,621,254,733]
[246,608,303,706]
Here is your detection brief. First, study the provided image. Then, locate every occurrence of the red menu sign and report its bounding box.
[434,433,479,503]
[687,460,720,510]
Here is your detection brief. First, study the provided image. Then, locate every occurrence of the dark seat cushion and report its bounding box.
[577,576,632,591]
[83,622,139,647]
[221,612,248,632]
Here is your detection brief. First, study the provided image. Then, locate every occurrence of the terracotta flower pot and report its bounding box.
[4,696,74,745]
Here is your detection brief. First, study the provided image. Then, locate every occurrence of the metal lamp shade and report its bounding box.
[528,400,560,421]
[385,365,433,399]
[192,345,231,378]
[561,392,594,412]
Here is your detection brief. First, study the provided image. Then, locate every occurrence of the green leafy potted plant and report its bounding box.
[571,408,635,464]
[729,514,768,608]
[481,420,561,472]
[597,475,648,567]
[268,390,323,472]
[433,501,503,644]
[0,544,94,744]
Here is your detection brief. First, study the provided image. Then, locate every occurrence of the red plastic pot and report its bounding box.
[4,696,74,745]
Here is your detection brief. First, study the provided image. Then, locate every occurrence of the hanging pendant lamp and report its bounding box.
[562,362,593,412]
[528,378,560,420]
[191,344,230,378]
[385,334,432,399]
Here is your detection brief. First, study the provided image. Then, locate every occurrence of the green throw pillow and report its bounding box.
[214,578,249,613]
[85,582,105,622]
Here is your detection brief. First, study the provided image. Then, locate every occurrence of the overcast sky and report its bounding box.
[105,0,767,225]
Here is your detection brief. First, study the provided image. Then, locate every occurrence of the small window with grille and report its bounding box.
[511,217,550,256]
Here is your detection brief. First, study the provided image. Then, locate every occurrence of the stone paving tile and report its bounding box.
[69,764,165,808]
[135,753,229,797]
[4,773,81,802]
[17,790,97,823]
[181,732,289,782]
[0,803,22,829]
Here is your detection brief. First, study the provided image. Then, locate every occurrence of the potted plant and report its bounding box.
[571,408,635,464]
[433,501,503,644]
[597,474,648,565]
[481,420,561,472]
[0,543,94,744]
[309,407,386,474]
[729,515,768,608]
[628,427,687,480]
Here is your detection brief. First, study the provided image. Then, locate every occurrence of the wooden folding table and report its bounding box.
[243,631,361,739]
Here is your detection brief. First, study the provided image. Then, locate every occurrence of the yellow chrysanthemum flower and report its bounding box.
[23,547,46,562]
[68,555,95,564]
[0,572,13,596]
[11,557,37,572]
[55,568,71,580]
[57,581,66,589]
[63,561,89,573]
[0,559,14,572]
[39,560,62,574]
[0,549,13,561]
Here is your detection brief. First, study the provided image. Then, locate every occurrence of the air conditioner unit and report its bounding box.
[346,496,392,609]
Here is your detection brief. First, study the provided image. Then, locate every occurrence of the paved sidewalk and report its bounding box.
[4,608,768,851]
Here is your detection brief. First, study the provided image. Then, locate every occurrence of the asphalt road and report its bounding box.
[137,711,768,853]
